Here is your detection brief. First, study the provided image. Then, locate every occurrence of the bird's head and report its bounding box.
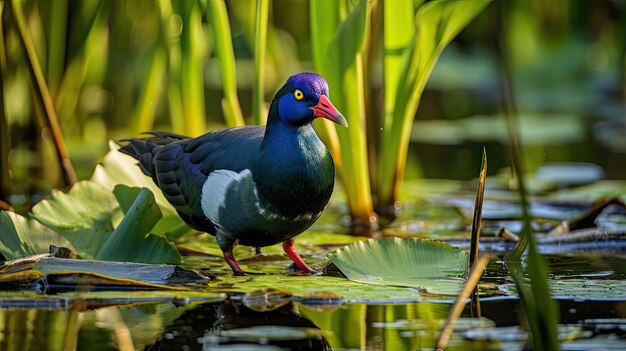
[269,72,348,128]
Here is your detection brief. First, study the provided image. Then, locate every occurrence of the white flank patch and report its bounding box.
[200,169,252,224]
[200,168,319,233]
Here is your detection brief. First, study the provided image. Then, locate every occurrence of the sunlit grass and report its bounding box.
[252,0,269,125]
[311,0,489,228]
[205,0,244,128]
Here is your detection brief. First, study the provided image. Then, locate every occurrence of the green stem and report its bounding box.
[131,50,166,134]
[310,0,342,168]
[160,0,185,134]
[0,57,8,199]
[41,0,67,97]
[496,2,559,348]
[341,56,374,223]
[253,0,269,125]
[178,0,206,135]
[10,0,76,186]
[206,0,245,127]
[0,1,10,201]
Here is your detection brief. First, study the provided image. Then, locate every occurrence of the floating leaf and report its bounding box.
[1,247,78,276]
[328,238,469,295]
[499,279,626,300]
[222,275,425,303]
[91,142,190,238]
[27,179,181,264]
[34,257,209,286]
[0,211,74,260]
[0,270,43,287]
[96,186,181,264]
[31,181,117,259]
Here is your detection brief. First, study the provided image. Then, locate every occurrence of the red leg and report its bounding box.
[283,239,315,273]
[223,248,244,275]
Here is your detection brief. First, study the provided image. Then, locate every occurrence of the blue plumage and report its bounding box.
[120,73,347,274]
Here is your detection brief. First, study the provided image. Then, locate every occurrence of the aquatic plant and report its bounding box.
[311,0,490,229]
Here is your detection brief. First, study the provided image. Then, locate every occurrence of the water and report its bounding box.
[2,179,626,350]
[2,292,626,350]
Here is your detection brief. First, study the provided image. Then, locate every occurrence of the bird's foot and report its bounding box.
[223,249,245,275]
[288,263,318,275]
[283,239,316,274]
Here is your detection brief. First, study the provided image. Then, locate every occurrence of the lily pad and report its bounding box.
[328,238,469,295]
[31,181,117,258]
[29,180,181,264]
[221,275,426,303]
[0,211,75,260]
[96,186,181,264]
[34,257,210,286]
[91,142,190,238]
[499,279,626,300]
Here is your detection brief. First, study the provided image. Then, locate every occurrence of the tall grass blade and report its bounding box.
[496,1,559,348]
[0,69,8,200]
[10,0,77,185]
[205,0,245,127]
[310,0,342,167]
[311,0,375,228]
[436,254,490,350]
[159,0,185,134]
[374,0,416,201]
[174,0,207,135]
[131,49,166,135]
[54,1,108,137]
[0,1,10,200]
[253,0,269,125]
[377,0,490,210]
[39,0,67,97]
[468,148,486,273]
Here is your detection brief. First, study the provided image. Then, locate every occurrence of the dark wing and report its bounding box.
[119,131,190,181]
[152,126,265,220]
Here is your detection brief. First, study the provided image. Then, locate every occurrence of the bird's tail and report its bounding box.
[119,132,189,179]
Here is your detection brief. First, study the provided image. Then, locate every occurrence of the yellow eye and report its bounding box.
[294,89,304,101]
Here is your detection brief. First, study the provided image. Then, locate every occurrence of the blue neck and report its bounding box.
[254,118,334,218]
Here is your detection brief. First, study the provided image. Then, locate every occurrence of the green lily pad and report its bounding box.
[499,279,626,300]
[31,181,117,259]
[0,211,75,260]
[328,238,469,295]
[549,180,626,203]
[96,185,181,264]
[28,180,180,264]
[34,257,209,286]
[91,142,190,238]
[219,275,425,302]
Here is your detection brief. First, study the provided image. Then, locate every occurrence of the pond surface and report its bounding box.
[2,178,626,350]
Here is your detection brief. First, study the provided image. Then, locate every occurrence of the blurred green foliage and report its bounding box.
[0,0,624,221]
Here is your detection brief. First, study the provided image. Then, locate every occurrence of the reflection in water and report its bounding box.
[1,298,626,350]
[146,300,331,350]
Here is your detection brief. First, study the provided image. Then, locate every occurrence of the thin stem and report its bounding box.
[435,255,490,351]
[131,50,166,135]
[253,0,269,125]
[0,1,10,201]
[468,148,487,274]
[206,0,245,127]
[178,0,207,135]
[10,0,76,186]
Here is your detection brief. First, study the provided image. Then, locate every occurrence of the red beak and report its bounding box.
[311,94,348,127]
